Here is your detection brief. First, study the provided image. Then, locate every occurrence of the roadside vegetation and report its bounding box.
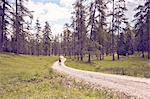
[66,54,150,78]
[0,53,127,99]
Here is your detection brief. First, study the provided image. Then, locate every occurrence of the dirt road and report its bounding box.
[52,57,150,99]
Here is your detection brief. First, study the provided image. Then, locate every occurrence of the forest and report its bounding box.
[0,0,150,98]
[0,0,149,61]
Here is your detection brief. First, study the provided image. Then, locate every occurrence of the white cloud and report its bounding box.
[126,0,145,5]
[27,0,74,35]
[59,0,76,8]
[106,0,145,26]
[26,0,145,35]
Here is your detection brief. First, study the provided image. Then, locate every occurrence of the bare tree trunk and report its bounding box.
[0,10,3,52]
[0,1,5,52]
[102,46,104,60]
[96,54,98,60]
[112,0,115,61]
[148,1,150,59]
[15,0,19,54]
[117,11,120,60]
[148,33,150,59]
[80,51,83,61]
[142,50,144,58]
[2,1,5,52]
[88,47,91,63]
[88,52,91,63]
[117,28,120,60]
[80,32,83,61]
[77,53,80,61]
[100,53,102,60]
[141,26,144,58]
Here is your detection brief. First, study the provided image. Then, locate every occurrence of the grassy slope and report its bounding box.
[66,55,150,78]
[0,53,121,99]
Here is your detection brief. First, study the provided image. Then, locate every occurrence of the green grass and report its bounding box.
[66,55,150,78]
[0,53,124,99]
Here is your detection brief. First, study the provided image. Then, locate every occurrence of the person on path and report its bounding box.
[59,58,61,65]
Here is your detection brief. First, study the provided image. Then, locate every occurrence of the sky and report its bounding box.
[27,0,144,35]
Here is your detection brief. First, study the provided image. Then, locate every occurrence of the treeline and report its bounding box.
[0,0,149,61]
[0,0,61,56]
[59,0,150,62]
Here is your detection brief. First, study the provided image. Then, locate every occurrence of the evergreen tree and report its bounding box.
[114,0,128,59]
[52,34,61,56]
[14,0,32,54]
[0,0,11,52]
[88,2,96,63]
[73,0,87,61]
[111,0,115,61]
[42,21,52,56]
[124,23,134,55]
[118,32,126,56]
[133,0,149,59]
[134,5,146,58]
[63,23,72,56]
[143,0,150,59]
[35,19,41,56]
[95,0,108,60]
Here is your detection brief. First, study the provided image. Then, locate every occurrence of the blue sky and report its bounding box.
[27,0,144,35]
[27,0,74,35]
[32,0,60,4]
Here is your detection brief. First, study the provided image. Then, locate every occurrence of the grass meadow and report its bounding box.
[0,53,126,99]
[66,54,150,78]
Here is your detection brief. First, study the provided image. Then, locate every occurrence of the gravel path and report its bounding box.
[52,57,150,99]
